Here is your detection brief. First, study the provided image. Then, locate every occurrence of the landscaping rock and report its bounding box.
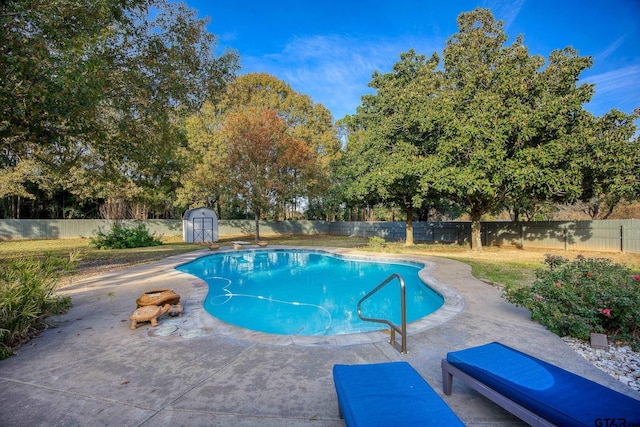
[563,336,640,392]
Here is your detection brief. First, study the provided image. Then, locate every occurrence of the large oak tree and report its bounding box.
[222,107,314,240]
[342,8,623,250]
[219,73,341,218]
[337,50,441,245]
[177,73,339,220]
[1,0,238,218]
[428,9,595,249]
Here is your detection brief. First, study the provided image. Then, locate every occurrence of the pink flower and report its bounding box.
[555,282,561,288]
[598,308,611,317]
[586,272,592,277]
[535,294,543,300]
[633,275,640,281]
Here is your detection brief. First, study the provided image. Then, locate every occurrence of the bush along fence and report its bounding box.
[0,219,639,254]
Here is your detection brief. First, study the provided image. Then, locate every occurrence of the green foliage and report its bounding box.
[577,110,640,219]
[0,255,74,359]
[223,107,315,240]
[368,236,387,249]
[338,50,440,244]
[1,0,239,217]
[505,255,640,348]
[428,9,596,249]
[342,8,640,250]
[91,222,162,249]
[177,73,339,222]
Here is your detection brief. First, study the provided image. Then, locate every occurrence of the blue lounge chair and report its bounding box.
[442,342,640,427]
[332,361,465,426]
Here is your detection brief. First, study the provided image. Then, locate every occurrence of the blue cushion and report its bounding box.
[333,362,464,427]
[446,342,640,427]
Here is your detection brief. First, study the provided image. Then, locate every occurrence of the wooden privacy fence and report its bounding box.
[0,219,638,254]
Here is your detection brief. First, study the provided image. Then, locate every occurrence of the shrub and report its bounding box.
[91,221,162,249]
[504,254,640,348]
[368,236,387,249]
[0,255,74,359]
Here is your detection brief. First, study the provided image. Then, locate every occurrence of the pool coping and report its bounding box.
[147,245,465,347]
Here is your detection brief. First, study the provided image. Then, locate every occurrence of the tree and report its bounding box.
[1,0,239,218]
[333,129,385,219]
[424,9,594,250]
[1,0,123,213]
[222,107,314,240]
[338,50,441,245]
[577,109,640,219]
[342,8,611,249]
[178,73,339,219]
[175,101,229,217]
[219,73,341,218]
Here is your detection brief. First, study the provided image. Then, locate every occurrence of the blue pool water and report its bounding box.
[176,249,444,336]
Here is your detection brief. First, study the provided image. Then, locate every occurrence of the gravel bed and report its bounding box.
[563,336,640,392]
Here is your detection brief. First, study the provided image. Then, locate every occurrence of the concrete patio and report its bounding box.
[1,246,637,426]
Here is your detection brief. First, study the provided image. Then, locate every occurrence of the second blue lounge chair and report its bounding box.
[442,342,640,427]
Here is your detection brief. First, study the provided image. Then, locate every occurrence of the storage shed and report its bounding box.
[182,207,218,243]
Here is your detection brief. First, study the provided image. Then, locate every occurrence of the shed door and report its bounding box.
[192,217,215,242]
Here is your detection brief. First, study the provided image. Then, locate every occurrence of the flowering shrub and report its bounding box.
[504,255,640,348]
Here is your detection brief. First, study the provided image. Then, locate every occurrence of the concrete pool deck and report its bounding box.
[1,246,638,426]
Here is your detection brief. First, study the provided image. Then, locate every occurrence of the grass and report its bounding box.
[0,236,198,286]
[1,234,639,289]
[358,240,640,288]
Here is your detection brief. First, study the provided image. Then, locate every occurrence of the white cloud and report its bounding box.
[586,65,640,90]
[241,34,441,120]
[596,36,625,62]
[582,64,640,115]
[483,0,526,30]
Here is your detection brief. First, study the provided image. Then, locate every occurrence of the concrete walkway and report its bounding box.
[1,246,637,426]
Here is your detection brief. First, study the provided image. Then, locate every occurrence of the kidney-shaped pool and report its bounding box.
[176,249,444,336]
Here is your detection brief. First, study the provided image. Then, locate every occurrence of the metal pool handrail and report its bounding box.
[357,273,407,354]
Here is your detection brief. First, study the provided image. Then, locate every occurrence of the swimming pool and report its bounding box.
[176,249,444,336]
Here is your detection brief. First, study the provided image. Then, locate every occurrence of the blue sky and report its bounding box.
[184,0,640,122]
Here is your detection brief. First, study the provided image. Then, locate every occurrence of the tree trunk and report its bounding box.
[512,208,520,222]
[470,215,482,251]
[254,207,261,242]
[405,203,414,246]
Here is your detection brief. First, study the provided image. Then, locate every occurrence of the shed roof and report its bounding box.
[182,207,217,220]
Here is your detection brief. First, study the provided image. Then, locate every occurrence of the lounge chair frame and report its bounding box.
[441,359,558,427]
